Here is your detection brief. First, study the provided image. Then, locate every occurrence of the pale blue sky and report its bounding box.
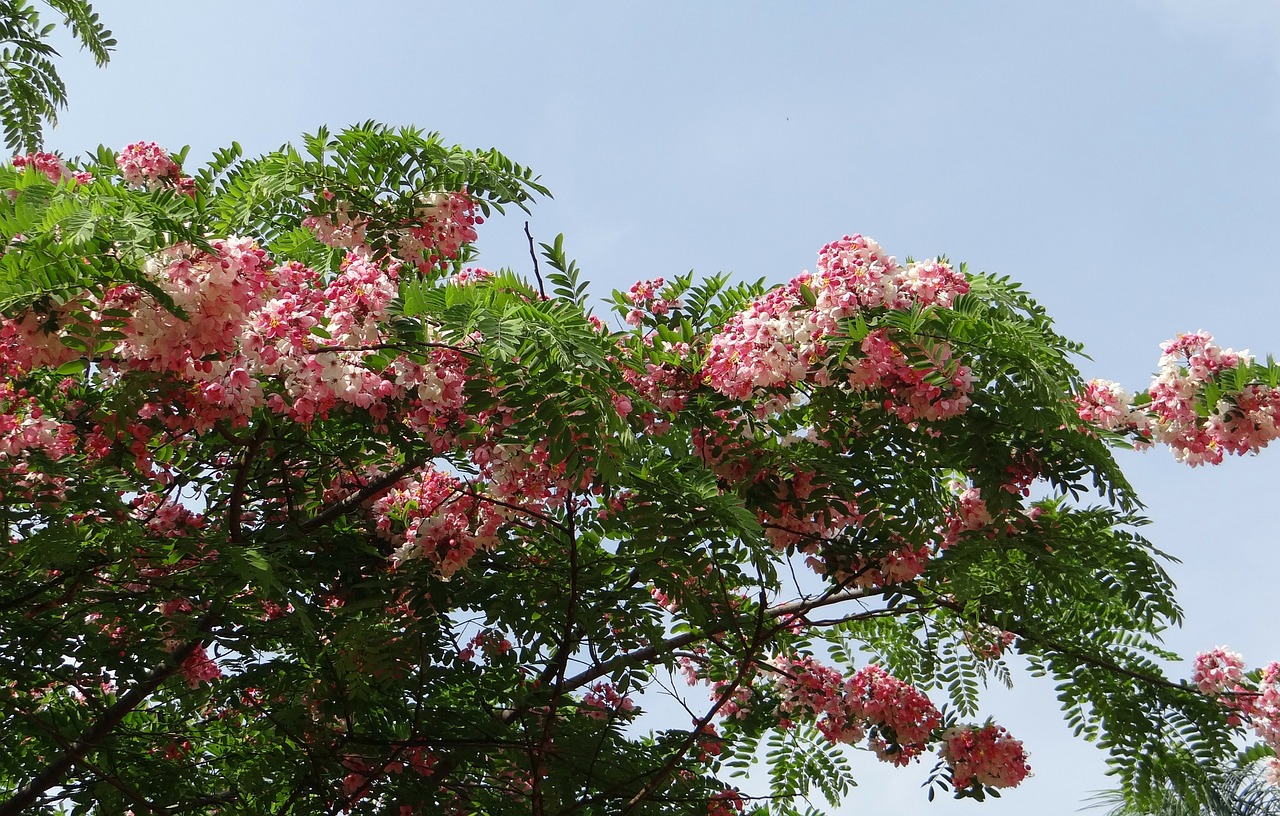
[43,2,1280,812]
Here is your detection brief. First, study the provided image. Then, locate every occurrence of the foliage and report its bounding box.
[1089,759,1280,816]
[0,125,1277,815]
[0,0,113,153]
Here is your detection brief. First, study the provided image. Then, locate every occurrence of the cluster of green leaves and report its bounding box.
[0,0,113,153]
[0,158,197,316]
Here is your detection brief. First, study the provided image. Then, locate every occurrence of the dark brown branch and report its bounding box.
[299,455,430,533]
[532,508,579,816]
[616,595,768,814]
[227,423,270,544]
[498,584,881,727]
[524,221,546,300]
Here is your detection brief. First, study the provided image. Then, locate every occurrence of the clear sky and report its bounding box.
[42,2,1280,812]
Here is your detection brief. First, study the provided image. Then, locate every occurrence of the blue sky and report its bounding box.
[43,2,1280,812]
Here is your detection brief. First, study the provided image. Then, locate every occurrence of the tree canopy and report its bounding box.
[0,125,1277,815]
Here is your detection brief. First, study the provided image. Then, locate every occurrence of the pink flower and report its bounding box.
[116,142,184,189]
[940,723,1030,791]
[1192,646,1246,696]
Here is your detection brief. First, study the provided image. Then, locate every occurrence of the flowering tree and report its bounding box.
[0,125,1277,816]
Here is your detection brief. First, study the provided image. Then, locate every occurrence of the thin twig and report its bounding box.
[524,221,547,300]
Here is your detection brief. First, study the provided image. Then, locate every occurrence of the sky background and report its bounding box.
[42,2,1280,812]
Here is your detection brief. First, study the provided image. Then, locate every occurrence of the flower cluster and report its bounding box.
[172,642,222,688]
[116,141,192,193]
[580,681,637,720]
[706,789,744,815]
[1077,331,1280,466]
[772,655,943,765]
[942,483,993,549]
[396,191,482,273]
[370,466,497,579]
[1192,647,1280,785]
[939,724,1031,791]
[303,198,370,252]
[703,234,973,422]
[12,151,92,185]
[623,276,680,324]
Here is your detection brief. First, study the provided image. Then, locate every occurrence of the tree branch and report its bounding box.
[525,221,546,299]
[227,423,269,544]
[299,454,430,533]
[498,584,882,727]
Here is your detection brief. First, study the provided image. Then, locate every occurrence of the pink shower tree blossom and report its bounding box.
[0,124,1275,815]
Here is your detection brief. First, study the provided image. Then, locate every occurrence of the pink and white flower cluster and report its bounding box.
[1192,647,1280,786]
[771,653,1029,787]
[115,141,192,194]
[939,723,1031,791]
[12,151,92,185]
[0,394,76,463]
[623,276,680,325]
[3,234,470,437]
[942,483,993,549]
[370,466,498,580]
[1078,331,1280,466]
[395,191,482,273]
[580,681,637,720]
[772,655,943,765]
[703,234,973,422]
[1074,379,1147,435]
[303,199,370,252]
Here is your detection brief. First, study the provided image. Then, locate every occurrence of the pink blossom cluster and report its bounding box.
[772,655,942,764]
[1192,647,1280,785]
[623,276,680,324]
[1192,646,1246,696]
[303,199,370,252]
[395,191,482,273]
[0,310,81,378]
[0,142,498,559]
[339,748,440,811]
[11,151,92,185]
[622,355,692,419]
[806,541,930,590]
[473,437,586,519]
[748,469,931,589]
[580,681,637,720]
[939,724,1031,791]
[171,642,221,688]
[700,675,755,721]
[450,266,494,286]
[115,141,191,193]
[1074,379,1147,435]
[0,394,76,463]
[1,232,470,436]
[942,483,993,549]
[703,235,973,422]
[962,625,1017,661]
[458,629,512,662]
[370,466,497,579]
[706,789,744,815]
[130,491,207,537]
[1078,332,1280,466]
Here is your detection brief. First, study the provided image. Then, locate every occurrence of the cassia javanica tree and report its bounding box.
[0,125,1277,816]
